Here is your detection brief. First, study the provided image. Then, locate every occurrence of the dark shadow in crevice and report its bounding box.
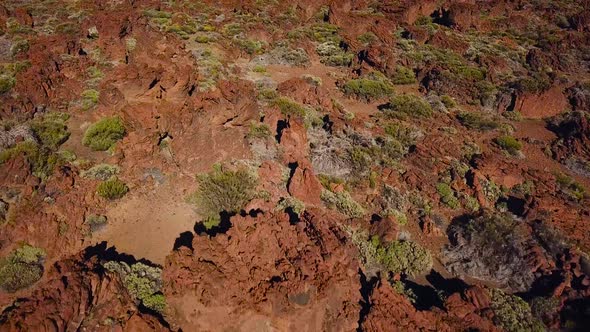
[370,214,382,225]
[501,195,527,216]
[173,231,194,251]
[194,211,233,236]
[148,77,160,90]
[276,119,289,143]
[431,9,453,27]
[286,162,298,189]
[425,270,469,295]
[83,241,161,267]
[285,207,300,225]
[403,279,444,310]
[322,115,334,134]
[357,269,378,332]
[248,208,263,218]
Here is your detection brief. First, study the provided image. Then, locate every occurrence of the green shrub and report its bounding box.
[555,173,587,201]
[436,182,460,209]
[97,177,129,200]
[30,113,70,149]
[357,32,378,44]
[343,76,394,101]
[316,41,354,67]
[441,95,456,108]
[494,135,522,155]
[391,66,416,85]
[85,214,107,232]
[81,89,100,110]
[0,245,46,292]
[457,111,500,131]
[276,196,306,216]
[376,239,432,276]
[193,167,258,226]
[0,141,64,179]
[104,261,166,313]
[382,94,433,118]
[321,189,365,218]
[10,38,29,56]
[273,97,306,117]
[489,289,545,332]
[81,163,120,180]
[247,122,272,139]
[0,74,16,94]
[82,117,126,151]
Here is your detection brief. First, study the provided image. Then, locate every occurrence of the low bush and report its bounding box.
[104,261,166,313]
[97,177,129,200]
[494,135,522,155]
[0,74,16,94]
[375,239,433,276]
[316,41,354,67]
[382,94,433,118]
[343,75,394,101]
[489,289,545,332]
[193,167,258,227]
[273,97,306,117]
[457,111,500,131]
[30,113,70,149]
[81,89,100,110]
[0,245,46,292]
[436,182,460,209]
[391,66,416,85]
[82,117,126,151]
[0,141,64,179]
[81,163,120,180]
[247,122,272,139]
[321,189,365,218]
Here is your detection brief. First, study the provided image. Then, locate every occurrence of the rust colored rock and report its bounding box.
[287,163,323,205]
[0,250,169,331]
[515,86,569,119]
[163,209,361,331]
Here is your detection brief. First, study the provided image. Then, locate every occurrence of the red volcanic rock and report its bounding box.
[427,31,469,55]
[0,252,169,331]
[515,86,569,119]
[362,279,498,332]
[280,118,309,162]
[163,210,361,331]
[287,162,323,205]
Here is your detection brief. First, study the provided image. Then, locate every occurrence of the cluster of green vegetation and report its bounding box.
[82,117,126,151]
[97,177,129,200]
[436,182,460,209]
[357,32,378,45]
[276,196,306,216]
[0,74,16,94]
[246,122,272,139]
[351,231,432,276]
[81,163,120,181]
[391,66,416,85]
[104,261,166,313]
[343,73,394,101]
[555,172,587,201]
[234,38,265,55]
[273,97,307,117]
[10,38,29,57]
[494,135,522,155]
[0,141,65,179]
[489,288,545,332]
[515,71,552,94]
[191,166,258,228]
[85,214,107,232]
[0,245,46,292]
[321,189,365,218]
[316,41,354,67]
[457,111,500,131]
[381,94,433,118]
[30,112,70,149]
[80,89,100,111]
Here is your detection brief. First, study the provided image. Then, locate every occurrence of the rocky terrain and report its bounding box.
[0,0,589,331]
